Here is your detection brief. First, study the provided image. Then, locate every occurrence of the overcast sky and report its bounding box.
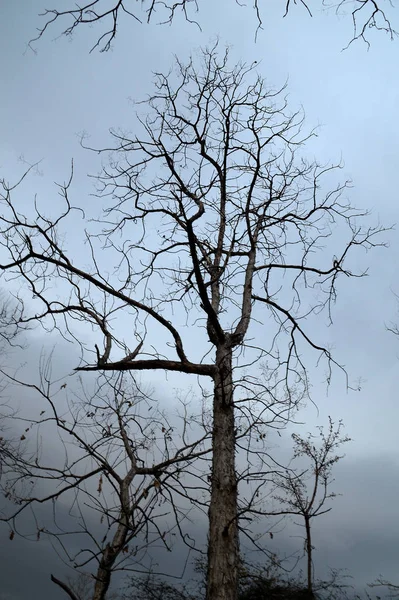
[1,1,399,599]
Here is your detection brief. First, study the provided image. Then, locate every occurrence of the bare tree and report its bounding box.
[0,45,384,600]
[369,576,399,598]
[268,418,351,597]
[0,366,211,600]
[29,0,397,52]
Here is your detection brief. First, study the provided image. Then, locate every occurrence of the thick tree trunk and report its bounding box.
[206,343,239,600]
[92,475,132,600]
[92,527,126,600]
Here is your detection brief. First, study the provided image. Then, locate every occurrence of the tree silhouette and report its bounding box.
[29,0,397,52]
[0,45,384,600]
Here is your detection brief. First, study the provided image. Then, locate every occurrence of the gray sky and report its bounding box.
[1,1,399,598]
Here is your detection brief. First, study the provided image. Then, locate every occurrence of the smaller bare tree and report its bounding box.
[369,576,399,599]
[0,364,211,600]
[269,417,351,597]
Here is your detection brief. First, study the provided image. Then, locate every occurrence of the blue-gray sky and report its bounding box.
[1,1,399,598]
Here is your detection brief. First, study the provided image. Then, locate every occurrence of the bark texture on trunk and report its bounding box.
[92,474,132,600]
[207,343,239,600]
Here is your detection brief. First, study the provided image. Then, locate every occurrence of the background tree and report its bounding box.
[30,0,397,52]
[268,418,351,597]
[0,45,384,600]
[369,576,399,598]
[0,368,211,600]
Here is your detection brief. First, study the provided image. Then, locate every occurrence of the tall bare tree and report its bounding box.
[0,45,384,600]
[0,368,211,600]
[30,0,397,52]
